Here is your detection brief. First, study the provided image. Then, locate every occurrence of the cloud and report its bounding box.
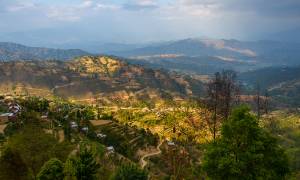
[178,0,300,18]
[123,0,158,11]
[1,0,300,44]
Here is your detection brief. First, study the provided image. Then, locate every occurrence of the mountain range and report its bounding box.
[114,39,300,73]
[2,39,300,75]
[0,42,90,61]
[1,39,300,106]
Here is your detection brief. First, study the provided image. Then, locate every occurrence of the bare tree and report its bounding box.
[206,70,239,140]
[262,91,269,115]
[255,83,261,119]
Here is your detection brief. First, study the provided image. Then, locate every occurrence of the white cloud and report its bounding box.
[6,2,36,12]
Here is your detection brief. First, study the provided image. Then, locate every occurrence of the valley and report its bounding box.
[0,40,300,180]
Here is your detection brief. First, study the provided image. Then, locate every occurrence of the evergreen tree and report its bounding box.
[73,146,100,180]
[37,158,64,180]
[112,163,148,180]
[203,106,290,180]
[63,157,77,180]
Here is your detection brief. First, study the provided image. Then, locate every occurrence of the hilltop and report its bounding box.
[0,42,90,61]
[0,56,204,104]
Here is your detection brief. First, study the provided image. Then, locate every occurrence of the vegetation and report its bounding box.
[203,106,290,179]
[37,158,64,180]
[112,163,148,180]
[0,64,299,179]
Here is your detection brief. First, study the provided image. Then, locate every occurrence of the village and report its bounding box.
[0,93,182,175]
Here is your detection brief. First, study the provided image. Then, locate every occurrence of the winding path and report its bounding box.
[140,140,163,169]
[51,82,75,93]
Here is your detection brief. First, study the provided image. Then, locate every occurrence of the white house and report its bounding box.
[107,146,115,153]
[97,133,107,138]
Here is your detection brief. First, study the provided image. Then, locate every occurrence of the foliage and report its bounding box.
[63,157,77,180]
[72,146,100,180]
[20,97,49,113]
[111,163,148,180]
[203,106,290,180]
[0,147,29,180]
[262,111,300,179]
[37,158,64,180]
[7,122,59,177]
[0,104,7,113]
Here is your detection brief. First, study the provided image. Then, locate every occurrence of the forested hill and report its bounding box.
[240,66,300,89]
[239,66,300,106]
[0,56,204,103]
[0,42,90,61]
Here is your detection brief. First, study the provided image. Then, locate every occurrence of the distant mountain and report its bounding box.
[0,56,204,103]
[126,55,256,75]
[0,42,90,61]
[113,38,300,74]
[114,38,257,57]
[55,42,147,54]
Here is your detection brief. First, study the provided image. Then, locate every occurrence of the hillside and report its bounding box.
[0,42,90,61]
[240,66,300,106]
[0,56,204,103]
[127,55,256,75]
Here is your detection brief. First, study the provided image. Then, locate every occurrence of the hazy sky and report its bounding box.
[1,0,300,45]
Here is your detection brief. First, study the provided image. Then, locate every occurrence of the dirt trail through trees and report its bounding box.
[140,140,163,169]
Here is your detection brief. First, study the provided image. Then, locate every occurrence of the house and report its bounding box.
[0,113,14,124]
[97,133,107,138]
[107,146,115,154]
[167,141,175,146]
[8,104,21,114]
[81,127,89,132]
[70,121,78,129]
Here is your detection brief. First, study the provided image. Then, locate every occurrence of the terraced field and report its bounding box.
[94,122,159,161]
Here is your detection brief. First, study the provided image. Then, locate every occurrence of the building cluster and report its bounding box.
[0,95,21,124]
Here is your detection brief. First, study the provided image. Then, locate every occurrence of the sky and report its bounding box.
[0,0,300,46]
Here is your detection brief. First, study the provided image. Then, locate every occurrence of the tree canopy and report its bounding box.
[203,106,290,180]
[112,163,148,180]
[37,158,64,180]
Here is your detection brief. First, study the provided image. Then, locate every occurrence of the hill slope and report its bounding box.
[0,42,90,61]
[0,56,204,103]
[240,66,300,106]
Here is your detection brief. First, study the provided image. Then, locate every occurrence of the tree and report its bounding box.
[206,70,239,140]
[7,123,58,178]
[111,163,148,180]
[0,147,29,180]
[72,146,100,180]
[255,82,261,119]
[262,91,270,115]
[63,157,77,180]
[203,106,290,180]
[37,158,64,180]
